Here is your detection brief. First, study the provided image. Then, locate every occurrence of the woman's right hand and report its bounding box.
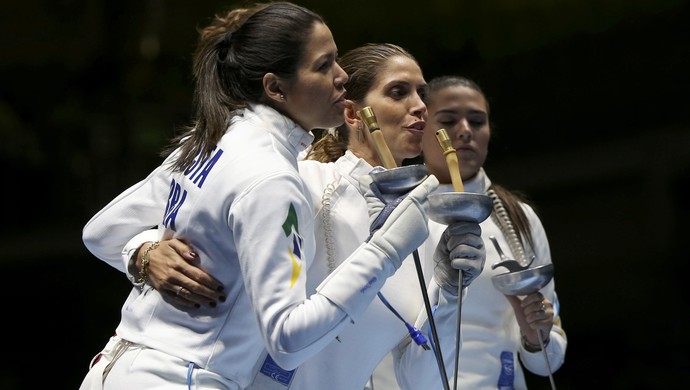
[135,239,226,309]
[433,222,485,295]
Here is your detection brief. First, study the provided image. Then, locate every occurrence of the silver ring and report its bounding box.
[177,286,184,297]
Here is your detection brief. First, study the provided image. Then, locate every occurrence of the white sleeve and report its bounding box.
[82,159,172,272]
[394,279,461,389]
[233,173,401,371]
[519,291,567,376]
[121,229,160,284]
[518,205,567,374]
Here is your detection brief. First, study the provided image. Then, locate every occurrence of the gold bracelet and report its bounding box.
[136,241,160,286]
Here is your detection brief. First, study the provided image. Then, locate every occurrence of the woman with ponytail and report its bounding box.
[296,44,486,389]
[81,38,487,388]
[79,3,441,389]
[409,75,568,389]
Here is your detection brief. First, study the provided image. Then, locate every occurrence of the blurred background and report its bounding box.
[2,0,689,388]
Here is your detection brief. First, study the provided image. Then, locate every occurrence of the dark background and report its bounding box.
[2,0,689,389]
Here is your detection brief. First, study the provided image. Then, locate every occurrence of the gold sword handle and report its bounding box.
[435,129,464,192]
[361,106,397,169]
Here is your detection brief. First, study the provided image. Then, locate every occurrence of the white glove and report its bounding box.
[315,174,438,320]
[433,222,485,295]
[358,173,438,269]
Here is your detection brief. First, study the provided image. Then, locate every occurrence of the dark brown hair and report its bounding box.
[164,2,325,172]
[427,75,534,249]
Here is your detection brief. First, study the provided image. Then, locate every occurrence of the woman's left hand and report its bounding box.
[505,292,554,348]
[136,239,226,309]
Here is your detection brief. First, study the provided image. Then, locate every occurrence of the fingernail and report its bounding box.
[194,303,201,308]
[209,301,217,308]
[219,295,226,303]
[189,251,198,257]
[216,286,225,292]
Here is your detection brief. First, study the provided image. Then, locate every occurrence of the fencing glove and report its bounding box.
[358,173,438,269]
[433,221,486,295]
[315,173,438,321]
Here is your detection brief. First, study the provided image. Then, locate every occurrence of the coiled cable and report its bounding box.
[487,188,528,265]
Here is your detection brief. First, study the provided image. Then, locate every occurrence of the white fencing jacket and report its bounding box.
[371,168,567,390]
[294,151,461,389]
[83,105,415,389]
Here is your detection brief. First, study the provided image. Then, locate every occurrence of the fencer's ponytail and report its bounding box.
[164,2,324,172]
[306,131,349,163]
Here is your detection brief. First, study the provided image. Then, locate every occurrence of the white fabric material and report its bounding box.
[370,168,567,389]
[81,105,424,389]
[294,153,461,389]
[80,336,236,390]
[360,173,436,267]
[316,173,434,321]
[79,335,120,390]
[83,165,171,273]
[110,152,458,390]
[121,229,159,284]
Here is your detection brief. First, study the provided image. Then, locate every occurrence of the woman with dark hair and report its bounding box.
[79,4,440,389]
[413,75,567,389]
[299,44,486,389]
[82,39,485,388]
